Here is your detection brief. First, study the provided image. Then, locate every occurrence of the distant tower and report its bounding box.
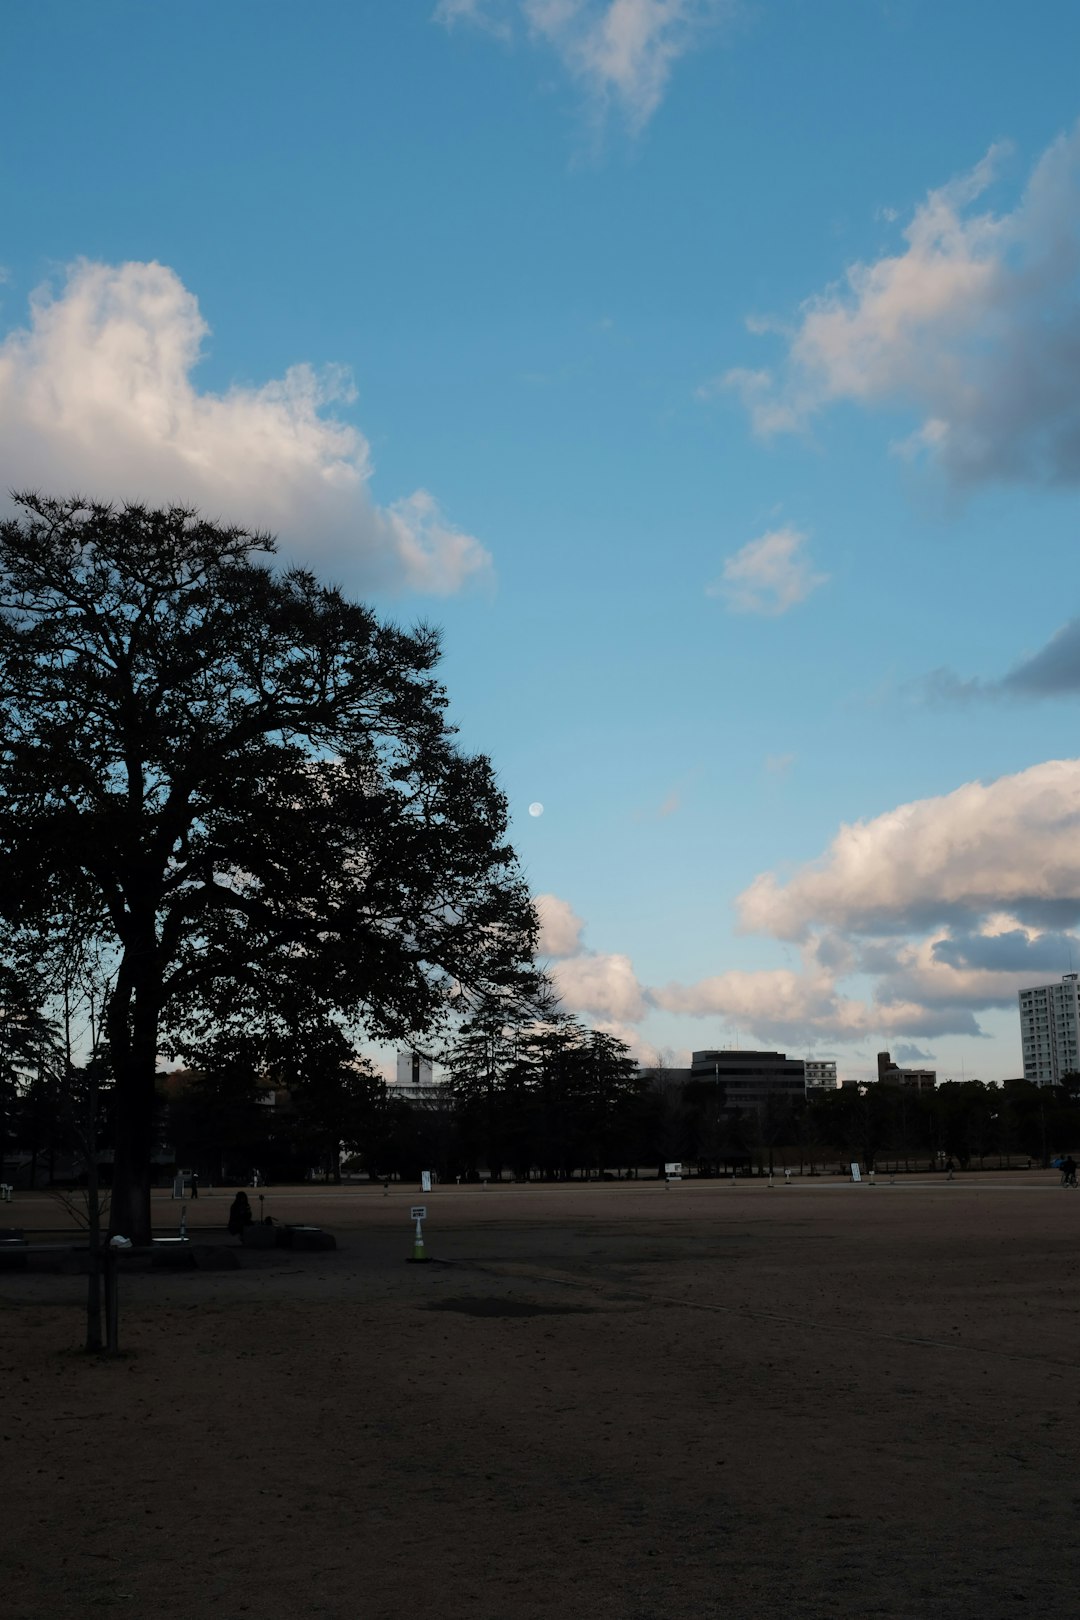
[396,1050,434,1089]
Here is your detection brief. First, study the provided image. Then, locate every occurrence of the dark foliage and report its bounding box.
[0,494,541,1239]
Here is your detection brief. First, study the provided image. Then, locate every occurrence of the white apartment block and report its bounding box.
[1019,975,1080,1085]
[804,1059,838,1089]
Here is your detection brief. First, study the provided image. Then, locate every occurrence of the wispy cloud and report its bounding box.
[0,259,490,595]
[436,0,733,133]
[723,122,1080,488]
[764,752,795,777]
[434,0,513,37]
[707,526,827,616]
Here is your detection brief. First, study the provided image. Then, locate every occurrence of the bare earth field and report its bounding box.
[3,1174,1080,1620]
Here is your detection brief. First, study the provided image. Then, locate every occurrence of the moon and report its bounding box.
[528,802,544,817]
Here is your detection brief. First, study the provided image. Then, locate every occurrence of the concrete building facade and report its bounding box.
[804,1059,838,1090]
[390,1051,445,1102]
[690,1050,806,1112]
[877,1051,937,1091]
[1019,975,1080,1085]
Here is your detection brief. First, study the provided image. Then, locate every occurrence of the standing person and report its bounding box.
[1063,1156,1077,1188]
[190,1169,199,1200]
[945,1157,955,1182]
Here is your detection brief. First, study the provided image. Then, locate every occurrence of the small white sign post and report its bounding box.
[850,1162,862,1183]
[409,1206,428,1263]
[664,1162,683,1182]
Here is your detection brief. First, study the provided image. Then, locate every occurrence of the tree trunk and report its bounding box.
[108,977,160,1246]
[85,1150,103,1353]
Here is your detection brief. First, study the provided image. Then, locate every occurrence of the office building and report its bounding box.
[1019,975,1080,1085]
[877,1051,936,1091]
[690,1050,806,1111]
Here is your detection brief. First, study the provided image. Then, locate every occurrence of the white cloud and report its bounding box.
[550,949,648,1022]
[535,892,586,957]
[650,761,1080,1048]
[535,755,1080,1052]
[535,891,648,1022]
[739,758,1080,942]
[437,0,731,131]
[707,526,827,616]
[0,259,491,595]
[724,124,1080,486]
[651,959,981,1045]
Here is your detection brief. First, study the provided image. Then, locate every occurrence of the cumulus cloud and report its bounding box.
[535,891,648,1023]
[707,526,827,616]
[536,757,1080,1052]
[436,0,732,132]
[650,956,982,1047]
[551,950,648,1022]
[724,122,1080,487]
[0,259,490,595]
[739,759,1080,941]
[535,892,586,958]
[660,768,1080,1047]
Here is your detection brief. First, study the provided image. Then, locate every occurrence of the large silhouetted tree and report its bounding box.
[0,494,540,1241]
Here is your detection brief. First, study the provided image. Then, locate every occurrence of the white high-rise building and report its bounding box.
[804,1060,838,1090]
[1018,975,1080,1085]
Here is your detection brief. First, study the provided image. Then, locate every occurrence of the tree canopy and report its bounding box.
[0,493,541,1239]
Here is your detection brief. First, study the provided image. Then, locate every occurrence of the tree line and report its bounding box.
[6,1012,1075,1188]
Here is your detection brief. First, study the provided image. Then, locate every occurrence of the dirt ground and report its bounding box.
[4,1172,1080,1620]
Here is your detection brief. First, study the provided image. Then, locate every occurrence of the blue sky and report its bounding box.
[5,0,1080,1080]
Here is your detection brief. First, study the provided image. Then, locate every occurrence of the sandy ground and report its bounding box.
[3,1172,1080,1620]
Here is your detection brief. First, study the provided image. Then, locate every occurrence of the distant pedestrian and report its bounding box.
[1062,1156,1077,1188]
[945,1157,955,1182]
[190,1170,199,1199]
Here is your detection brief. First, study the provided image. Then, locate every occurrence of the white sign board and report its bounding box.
[664,1162,683,1179]
[410,1205,427,1220]
[850,1162,861,1182]
[421,1171,432,1193]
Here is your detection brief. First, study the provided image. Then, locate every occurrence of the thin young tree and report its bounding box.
[0,494,541,1242]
